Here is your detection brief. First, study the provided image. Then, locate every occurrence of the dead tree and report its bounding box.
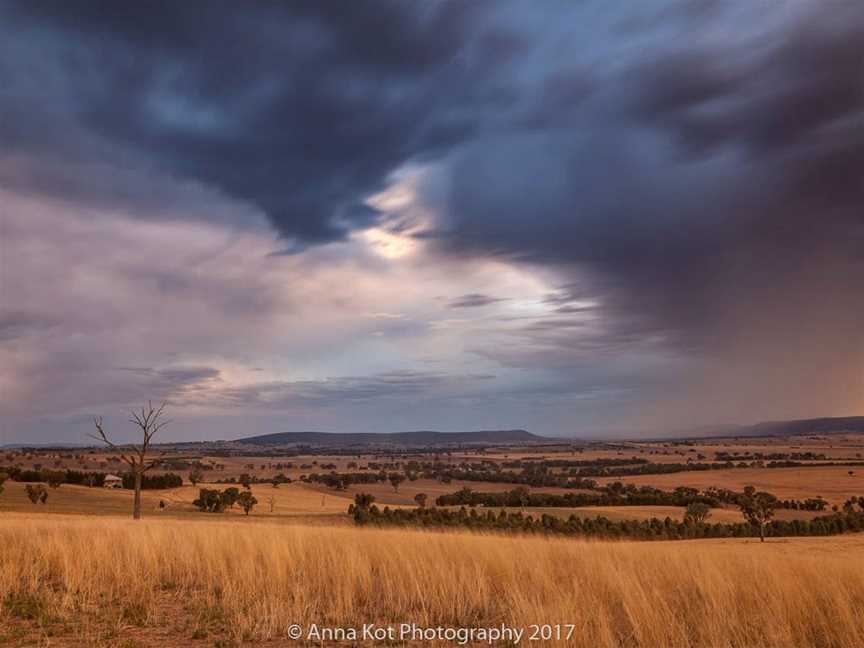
[90,401,170,520]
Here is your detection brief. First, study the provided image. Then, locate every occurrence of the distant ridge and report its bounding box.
[669,416,864,441]
[734,416,864,438]
[237,429,545,446]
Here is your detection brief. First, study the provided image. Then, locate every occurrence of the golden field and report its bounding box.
[1,514,864,647]
[4,434,864,646]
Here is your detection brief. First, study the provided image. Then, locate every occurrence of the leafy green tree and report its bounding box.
[192,488,225,513]
[221,487,241,509]
[237,491,258,515]
[239,473,252,490]
[684,502,711,525]
[188,468,203,487]
[738,485,777,542]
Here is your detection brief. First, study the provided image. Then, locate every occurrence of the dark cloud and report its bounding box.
[0,0,511,245]
[431,2,864,357]
[3,1,863,435]
[448,293,506,309]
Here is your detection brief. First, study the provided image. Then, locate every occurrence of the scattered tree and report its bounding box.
[239,473,252,490]
[237,491,258,515]
[414,493,428,508]
[189,468,203,487]
[91,401,170,520]
[738,485,777,542]
[684,501,711,525]
[388,472,406,493]
[25,484,48,505]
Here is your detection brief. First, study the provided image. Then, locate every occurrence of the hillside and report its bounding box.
[237,429,545,446]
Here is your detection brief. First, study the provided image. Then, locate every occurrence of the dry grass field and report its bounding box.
[1,515,863,647]
[3,435,863,646]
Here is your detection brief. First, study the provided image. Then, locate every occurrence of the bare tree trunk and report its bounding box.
[91,401,169,521]
[759,523,765,542]
[133,469,142,520]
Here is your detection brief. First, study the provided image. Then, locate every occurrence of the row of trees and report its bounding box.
[214,472,291,488]
[435,485,721,509]
[433,484,826,515]
[348,491,856,542]
[0,466,184,490]
[714,451,829,461]
[500,458,649,469]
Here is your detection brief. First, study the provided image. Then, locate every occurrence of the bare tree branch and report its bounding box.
[89,401,169,519]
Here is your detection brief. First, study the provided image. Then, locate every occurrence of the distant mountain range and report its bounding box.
[236,429,547,446]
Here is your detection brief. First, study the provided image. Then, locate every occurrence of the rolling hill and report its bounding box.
[236,429,547,446]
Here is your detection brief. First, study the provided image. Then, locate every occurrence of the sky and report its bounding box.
[1,0,863,443]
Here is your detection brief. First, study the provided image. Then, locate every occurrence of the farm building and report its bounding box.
[103,474,123,489]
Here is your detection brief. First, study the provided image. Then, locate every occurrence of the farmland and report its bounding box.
[3,430,864,646]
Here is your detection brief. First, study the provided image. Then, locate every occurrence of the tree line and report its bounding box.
[434,484,828,511]
[0,466,183,490]
[348,489,861,542]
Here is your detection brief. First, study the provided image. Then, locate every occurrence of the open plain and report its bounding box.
[2,430,864,646]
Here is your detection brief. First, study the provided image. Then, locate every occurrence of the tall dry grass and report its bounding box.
[1,515,863,646]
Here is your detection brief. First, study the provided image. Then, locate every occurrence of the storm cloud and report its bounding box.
[0,0,504,246]
[1,0,862,440]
